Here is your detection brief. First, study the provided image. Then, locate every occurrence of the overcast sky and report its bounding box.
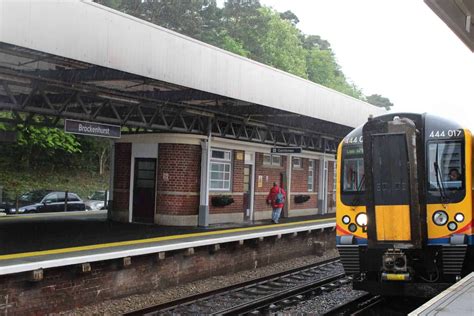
[259,0,474,129]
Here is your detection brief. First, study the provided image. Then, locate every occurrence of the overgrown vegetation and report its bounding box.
[0,169,109,202]
[0,113,110,200]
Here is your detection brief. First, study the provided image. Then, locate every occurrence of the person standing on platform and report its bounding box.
[266,182,286,224]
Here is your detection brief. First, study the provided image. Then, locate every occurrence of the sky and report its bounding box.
[259,0,474,129]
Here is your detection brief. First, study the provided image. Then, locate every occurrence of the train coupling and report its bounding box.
[381,249,411,281]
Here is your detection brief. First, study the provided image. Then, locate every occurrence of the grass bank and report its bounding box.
[0,168,109,201]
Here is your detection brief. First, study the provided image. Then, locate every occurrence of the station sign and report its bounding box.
[64,119,121,139]
[271,147,302,154]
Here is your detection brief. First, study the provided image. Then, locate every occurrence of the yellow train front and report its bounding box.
[336,113,474,297]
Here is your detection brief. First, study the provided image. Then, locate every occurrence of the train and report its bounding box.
[336,113,473,297]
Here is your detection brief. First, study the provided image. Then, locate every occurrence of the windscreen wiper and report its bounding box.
[434,143,449,203]
[350,174,365,206]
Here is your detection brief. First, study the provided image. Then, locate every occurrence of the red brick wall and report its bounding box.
[113,143,132,213]
[209,150,244,214]
[254,153,287,214]
[290,158,318,210]
[0,230,336,314]
[156,144,201,216]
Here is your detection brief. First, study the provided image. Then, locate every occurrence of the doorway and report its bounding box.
[132,158,156,223]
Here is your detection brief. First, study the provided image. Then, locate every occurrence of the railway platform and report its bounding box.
[0,213,335,275]
[409,272,474,315]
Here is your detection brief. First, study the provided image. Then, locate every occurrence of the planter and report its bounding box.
[294,195,311,204]
[211,195,235,207]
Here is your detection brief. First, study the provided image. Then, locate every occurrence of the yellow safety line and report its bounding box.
[0,218,334,261]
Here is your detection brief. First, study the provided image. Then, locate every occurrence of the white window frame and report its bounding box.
[263,154,281,166]
[210,149,232,191]
[308,159,314,192]
[292,157,302,169]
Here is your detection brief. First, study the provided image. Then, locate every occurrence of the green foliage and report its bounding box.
[253,8,307,78]
[0,168,109,202]
[16,125,81,154]
[366,94,394,110]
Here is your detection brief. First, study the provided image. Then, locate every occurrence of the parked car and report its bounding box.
[6,190,86,214]
[84,190,109,211]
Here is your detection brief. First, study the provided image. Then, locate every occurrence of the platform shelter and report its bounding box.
[0,0,384,226]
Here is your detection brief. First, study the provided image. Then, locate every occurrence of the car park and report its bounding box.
[6,190,86,214]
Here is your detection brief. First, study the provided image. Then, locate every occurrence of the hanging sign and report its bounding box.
[64,119,121,139]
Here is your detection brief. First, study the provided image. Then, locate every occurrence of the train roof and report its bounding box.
[342,112,467,144]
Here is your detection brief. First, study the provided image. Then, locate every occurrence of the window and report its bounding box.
[292,157,301,168]
[428,142,464,191]
[210,149,232,191]
[68,193,81,202]
[308,160,314,191]
[263,154,281,166]
[43,193,59,203]
[342,146,365,193]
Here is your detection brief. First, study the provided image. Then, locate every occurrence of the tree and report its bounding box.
[15,124,82,170]
[280,10,299,25]
[303,35,331,51]
[306,48,363,99]
[366,94,394,110]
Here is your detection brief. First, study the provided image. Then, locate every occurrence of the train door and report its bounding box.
[371,134,412,241]
[363,116,424,248]
[132,158,156,223]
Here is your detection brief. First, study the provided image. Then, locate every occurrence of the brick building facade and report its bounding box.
[111,133,336,226]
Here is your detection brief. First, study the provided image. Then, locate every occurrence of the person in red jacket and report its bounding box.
[266,182,286,224]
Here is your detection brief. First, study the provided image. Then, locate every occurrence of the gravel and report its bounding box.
[281,285,367,315]
[58,249,339,315]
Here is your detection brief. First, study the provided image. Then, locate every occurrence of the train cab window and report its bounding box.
[342,146,365,193]
[428,142,464,191]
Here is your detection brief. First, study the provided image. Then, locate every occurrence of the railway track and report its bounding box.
[126,258,347,315]
[322,293,384,315]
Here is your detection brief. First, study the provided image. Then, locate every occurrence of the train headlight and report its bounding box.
[433,211,448,226]
[448,222,458,231]
[355,213,367,226]
[342,215,351,224]
[455,213,464,223]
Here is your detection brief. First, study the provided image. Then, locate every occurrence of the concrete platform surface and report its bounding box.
[409,272,474,315]
[0,213,335,275]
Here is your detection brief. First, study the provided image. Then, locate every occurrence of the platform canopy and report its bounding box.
[425,0,474,52]
[0,0,384,152]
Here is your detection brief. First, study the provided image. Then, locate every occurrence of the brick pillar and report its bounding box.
[156,144,201,226]
[111,142,132,222]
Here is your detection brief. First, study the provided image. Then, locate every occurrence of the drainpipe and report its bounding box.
[198,119,212,227]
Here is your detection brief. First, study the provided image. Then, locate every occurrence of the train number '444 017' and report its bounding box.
[429,129,462,138]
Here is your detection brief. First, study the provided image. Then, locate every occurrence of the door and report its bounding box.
[372,134,411,241]
[243,164,252,221]
[132,158,156,223]
[42,192,60,213]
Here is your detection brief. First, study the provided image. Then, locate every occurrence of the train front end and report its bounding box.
[336,113,473,297]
